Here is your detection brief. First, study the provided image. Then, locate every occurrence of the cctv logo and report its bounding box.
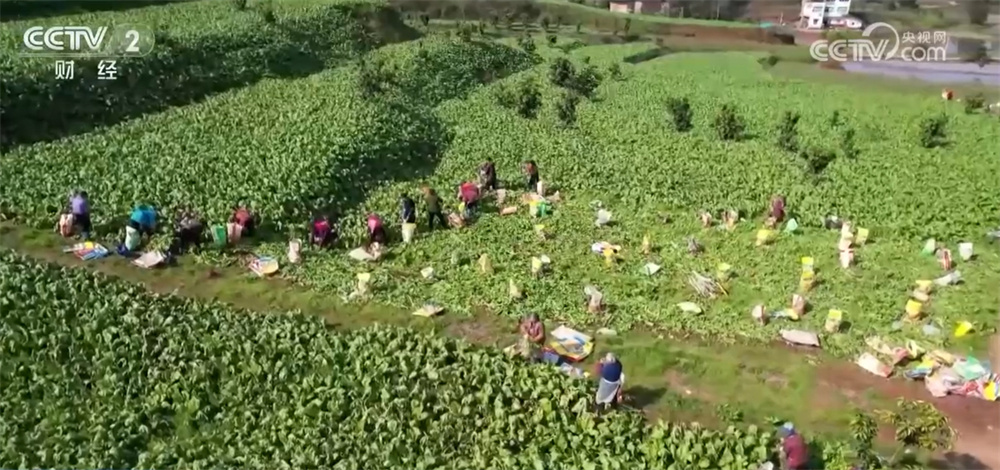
[23,26,109,53]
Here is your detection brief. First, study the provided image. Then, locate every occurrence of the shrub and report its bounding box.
[556,91,581,127]
[918,114,947,148]
[713,104,744,141]
[572,63,602,99]
[964,93,986,114]
[777,111,800,152]
[841,127,859,159]
[549,56,576,88]
[666,97,693,132]
[516,78,542,119]
[758,54,779,69]
[802,146,837,175]
[608,62,623,81]
[518,34,536,54]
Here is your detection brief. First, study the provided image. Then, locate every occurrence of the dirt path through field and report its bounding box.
[817,362,999,469]
[3,224,997,467]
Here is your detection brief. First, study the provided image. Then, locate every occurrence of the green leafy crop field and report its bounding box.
[261,43,1000,357]
[1,31,997,359]
[0,38,535,230]
[0,0,410,149]
[0,249,782,469]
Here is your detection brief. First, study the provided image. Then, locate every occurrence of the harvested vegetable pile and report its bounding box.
[0,249,779,469]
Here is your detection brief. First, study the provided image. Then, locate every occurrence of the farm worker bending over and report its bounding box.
[594,353,625,408]
[778,423,809,470]
[400,194,416,225]
[68,191,91,239]
[423,187,447,231]
[230,205,255,237]
[523,160,540,193]
[128,204,157,235]
[517,313,545,361]
[310,213,336,249]
[459,181,479,219]
[478,159,497,191]
[769,195,786,223]
[174,208,204,253]
[124,204,156,252]
[367,213,386,245]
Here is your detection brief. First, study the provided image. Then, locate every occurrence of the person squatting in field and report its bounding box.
[517,313,545,361]
[65,190,91,239]
[230,204,256,237]
[310,212,337,249]
[523,160,539,193]
[478,159,497,191]
[367,213,386,246]
[173,208,204,253]
[458,181,479,219]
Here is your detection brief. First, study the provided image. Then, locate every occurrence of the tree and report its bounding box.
[876,399,955,466]
[541,16,551,31]
[965,93,986,114]
[516,79,542,119]
[608,62,623,81]
[776,111,800,152]
[556,91,581,127]
[666,97,693,132]
[420,13,430,27]
[713,104,744,141]
[518,34,536,54]
[801,146,836,176]
[572,63,602,99]
[549,57,576,88]
[840,127,859,159]
[918,114,947,148]
[966,0,990,25]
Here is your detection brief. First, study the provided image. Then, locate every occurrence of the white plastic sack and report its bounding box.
[677,302,702,314]
[125,226,141,251]
[595,209,612,227]
[780,329,820,347]
[958,242,973,261]
[402,223,416,244]
[288,239,302,264]
[642,263,661,276]
[348,247,376,262]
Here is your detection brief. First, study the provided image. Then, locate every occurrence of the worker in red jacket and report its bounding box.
[778,423,808,470]
[458,181,479,219]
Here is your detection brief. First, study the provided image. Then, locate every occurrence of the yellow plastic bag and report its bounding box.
[478,254,493,275]
[915,280,934,294]
[531,257,543,277]
[954,321,974,338]
[825,309,843,333]
[855,228,869,245]
[534,224,547,240]
[716,263,733,281]
[755,229,776,246]
[508,280,523,300]
[905,299,923,320]
[602,248,616,267]
[801,257,814,270]
[641,234,651,255]
[790,294,805,318]
[799,270,815,292]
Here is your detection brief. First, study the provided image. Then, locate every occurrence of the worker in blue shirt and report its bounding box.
[594,352,625,409]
